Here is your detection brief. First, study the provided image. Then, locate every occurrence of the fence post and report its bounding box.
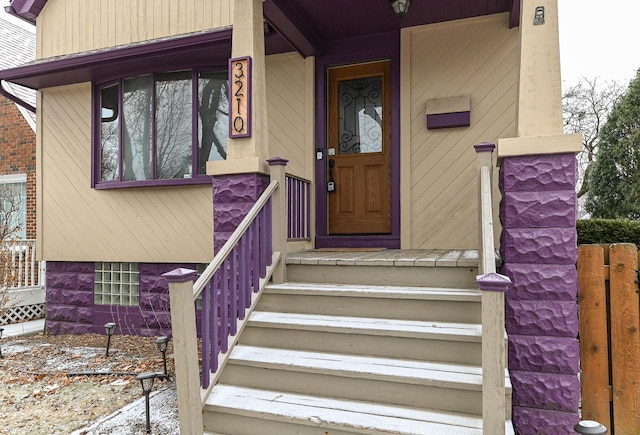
[164,268,204,435]
[577,245,610,429]
[268,157,288,284]
[609,243,640,433]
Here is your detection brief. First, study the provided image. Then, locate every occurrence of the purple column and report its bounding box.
[212,173,269,253]
[499,153,580,434]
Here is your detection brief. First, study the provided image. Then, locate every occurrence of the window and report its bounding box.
[97,70,229,186]
[0,174,27,240]
[94,262,140,306]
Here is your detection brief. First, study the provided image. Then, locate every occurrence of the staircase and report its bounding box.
[203,249,513,434]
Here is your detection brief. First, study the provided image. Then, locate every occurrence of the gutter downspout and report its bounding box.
[0,80,36,113]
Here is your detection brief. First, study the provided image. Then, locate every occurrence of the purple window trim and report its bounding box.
[228,56,253,139]
[314,31,401,249]
[92,68,227,189]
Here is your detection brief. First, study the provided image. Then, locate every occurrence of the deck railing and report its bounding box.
[474,143,511,435]
[1,240,44,289]
[165,158,289,435]
[286,174,311,241]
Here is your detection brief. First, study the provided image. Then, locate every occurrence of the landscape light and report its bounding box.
[136,372,157,434]
[155,336,170,378]
[104,322,116,357]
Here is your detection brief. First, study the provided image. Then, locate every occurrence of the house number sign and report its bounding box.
[229,56,252,138]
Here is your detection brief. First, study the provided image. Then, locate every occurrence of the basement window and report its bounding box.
[94,262,140,306]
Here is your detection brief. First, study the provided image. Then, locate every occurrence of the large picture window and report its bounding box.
[97,70,229,187]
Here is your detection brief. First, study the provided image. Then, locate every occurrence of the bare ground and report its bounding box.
[0,333,176,434]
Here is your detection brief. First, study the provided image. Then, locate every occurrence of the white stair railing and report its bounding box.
[474,143,511,435]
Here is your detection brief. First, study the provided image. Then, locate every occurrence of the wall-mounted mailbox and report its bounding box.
[425,96,471,129]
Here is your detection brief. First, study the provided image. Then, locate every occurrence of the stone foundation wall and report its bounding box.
[46,262,194,337]
[499,153,580,434]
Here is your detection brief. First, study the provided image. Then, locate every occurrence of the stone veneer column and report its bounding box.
[212,173,269,253]
[500,153,580,434]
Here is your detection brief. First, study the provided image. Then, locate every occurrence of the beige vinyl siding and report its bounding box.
[38,83,214,263]
[37,0,234,58]
[266,52,315,252]
[407,13,517,249]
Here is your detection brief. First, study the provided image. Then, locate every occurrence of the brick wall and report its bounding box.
[0,96,36,239]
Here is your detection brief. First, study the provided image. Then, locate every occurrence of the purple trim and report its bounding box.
[151,73,158,179]
[474,142,496,153]
[314,31,401,249]
[476,272,511,292]
[426,111,470,129]
[315,235,401,249]
[510,0,521,29]
[163,268,197,283]
[267,156,289,166]
[0,29,233,90]
[0,81,36,112]
[228,56,253,139]
[263,0,320,57]
[191,70,199,177]
[4,0,45,24]
[94,177,214,190]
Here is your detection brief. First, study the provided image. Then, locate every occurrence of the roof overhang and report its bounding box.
[0,28,235,90]
[2,0,520,92]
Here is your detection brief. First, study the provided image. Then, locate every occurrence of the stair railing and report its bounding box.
[164,157,289,435]
[474,143,511,435]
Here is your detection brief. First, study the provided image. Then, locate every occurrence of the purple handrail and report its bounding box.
[195,181,278,389]
[286,174,311,240]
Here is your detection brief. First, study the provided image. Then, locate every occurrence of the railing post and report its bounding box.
[477,272,511,435]
[268,157,288,284]
[474,142,495,275]
[164,268,204,435]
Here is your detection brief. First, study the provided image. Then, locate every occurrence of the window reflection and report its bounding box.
[100,84,120,182]
[156,71,193,179]
[123,76,152,181]
[198,72,229,174]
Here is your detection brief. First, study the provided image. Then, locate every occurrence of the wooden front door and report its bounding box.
[327,61,392,235]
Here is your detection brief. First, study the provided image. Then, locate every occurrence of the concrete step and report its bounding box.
[221,345,511,416]
[260,282,481,323]
[240,311,483,365]
[204,385,515,435]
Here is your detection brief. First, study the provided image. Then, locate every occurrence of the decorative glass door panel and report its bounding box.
[338,76,383,154]
[328,61,391,235]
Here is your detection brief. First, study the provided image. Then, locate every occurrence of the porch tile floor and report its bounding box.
[286,249,501,268]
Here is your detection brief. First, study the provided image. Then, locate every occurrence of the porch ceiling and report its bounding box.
[264,0,520,56]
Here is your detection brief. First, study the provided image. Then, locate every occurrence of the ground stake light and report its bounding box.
[155,336,170,378]
[0,327,4,358]
[104,322,116,357]
[136,372,157,434]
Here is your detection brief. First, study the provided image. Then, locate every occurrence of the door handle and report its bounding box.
[327,159,336,192]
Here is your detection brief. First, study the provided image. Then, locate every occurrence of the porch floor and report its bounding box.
[286,249,499,268]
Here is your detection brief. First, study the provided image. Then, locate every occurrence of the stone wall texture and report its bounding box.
[212,173,269,253]
[499,153,580,433]
[46,262,195,337]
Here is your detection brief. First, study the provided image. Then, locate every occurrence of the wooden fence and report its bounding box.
[578,244,640,434]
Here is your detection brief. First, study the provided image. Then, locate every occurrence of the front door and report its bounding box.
[327,61,392,234]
